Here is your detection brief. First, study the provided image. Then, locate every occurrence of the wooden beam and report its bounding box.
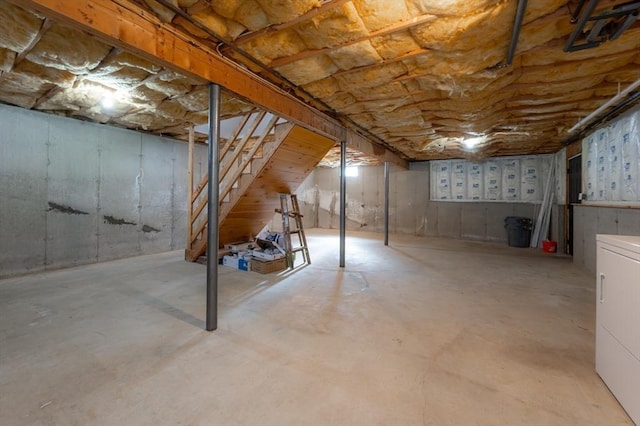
[12,0,407,168]
[268,14,437,69]
[186,0,211,15]
[232,0,352,45]
[332,48,430,79]
[0,17,53,85]
[13,0,344,141]
[346,131,408,169]
[13,18,53,70]
[32,84,68,109]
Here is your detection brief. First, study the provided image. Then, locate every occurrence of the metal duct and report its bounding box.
[565,0,640,52]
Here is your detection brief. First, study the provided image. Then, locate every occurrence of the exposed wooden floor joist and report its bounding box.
[10,0,407,169]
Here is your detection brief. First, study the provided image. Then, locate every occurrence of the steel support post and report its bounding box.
[206,84,221,331]
[384,161,390,246]
[339,140,346,268]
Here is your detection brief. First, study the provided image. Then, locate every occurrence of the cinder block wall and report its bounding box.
[293,164,565,248]
[0,104,206,278]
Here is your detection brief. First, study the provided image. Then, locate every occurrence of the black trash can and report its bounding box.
[504,216,532,248]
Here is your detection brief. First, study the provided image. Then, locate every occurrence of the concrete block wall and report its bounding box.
[572,205,640,276]
[286,163,565,247]
[0,104,206,278]
[425,201,564,246]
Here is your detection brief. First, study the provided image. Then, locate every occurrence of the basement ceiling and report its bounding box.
[1,0,639,162]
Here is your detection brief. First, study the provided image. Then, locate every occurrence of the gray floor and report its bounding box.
[0,229,632,425]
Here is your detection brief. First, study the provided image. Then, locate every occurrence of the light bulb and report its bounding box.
[101,95,115,109]
[461,137,484,150]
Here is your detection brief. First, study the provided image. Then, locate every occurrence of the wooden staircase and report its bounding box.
[185,110,335,262]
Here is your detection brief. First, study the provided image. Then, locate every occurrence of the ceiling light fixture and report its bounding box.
[461,137,484,151]
[100,94,115,110]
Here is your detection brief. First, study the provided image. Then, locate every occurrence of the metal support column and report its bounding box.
[339,140,346,268]
[384,161,390,246]
[206,83,221,331]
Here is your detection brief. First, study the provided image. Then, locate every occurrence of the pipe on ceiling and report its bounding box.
[506,0,528,66]
[151,0,405,159]
[570,0,589,22]
[564,0,600,52]
[562,88,640,146]
[610,8,640,40]
[568,78,640,133]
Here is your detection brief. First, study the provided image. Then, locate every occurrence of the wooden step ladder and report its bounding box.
[276,193,310,268]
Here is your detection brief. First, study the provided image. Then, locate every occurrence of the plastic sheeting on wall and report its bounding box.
[554,149,567,205]
[606,121,622,201]
[451,160,467,200]
[484,161,502,200]
[621,111,640,201]
[430,154,554,203]
[467,162,483,200]
[520,157,541,202]
[595,128,608,201]
[435,160,452,200]
[584,133,598,201]
[582,108,640,203]
[502,158,520,201]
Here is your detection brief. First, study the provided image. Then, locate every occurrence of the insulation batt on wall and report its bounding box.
[430,154,554,203]
[582,108,640,203]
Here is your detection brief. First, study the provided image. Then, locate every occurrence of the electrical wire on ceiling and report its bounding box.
[149,0,407,159]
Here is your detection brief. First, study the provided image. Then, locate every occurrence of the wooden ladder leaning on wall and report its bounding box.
[276,193,310,268]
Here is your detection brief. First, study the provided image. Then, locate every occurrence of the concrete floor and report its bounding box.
[0,229,632,426]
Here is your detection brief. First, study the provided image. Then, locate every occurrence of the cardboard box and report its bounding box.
[251,257,287,274]
[224,241,255,252]
[251,249,285,261]
[222,255,250,271]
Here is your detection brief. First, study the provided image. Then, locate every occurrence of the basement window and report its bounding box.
[345,166,359,177]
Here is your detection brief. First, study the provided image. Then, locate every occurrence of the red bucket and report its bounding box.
[542,240,557,253]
